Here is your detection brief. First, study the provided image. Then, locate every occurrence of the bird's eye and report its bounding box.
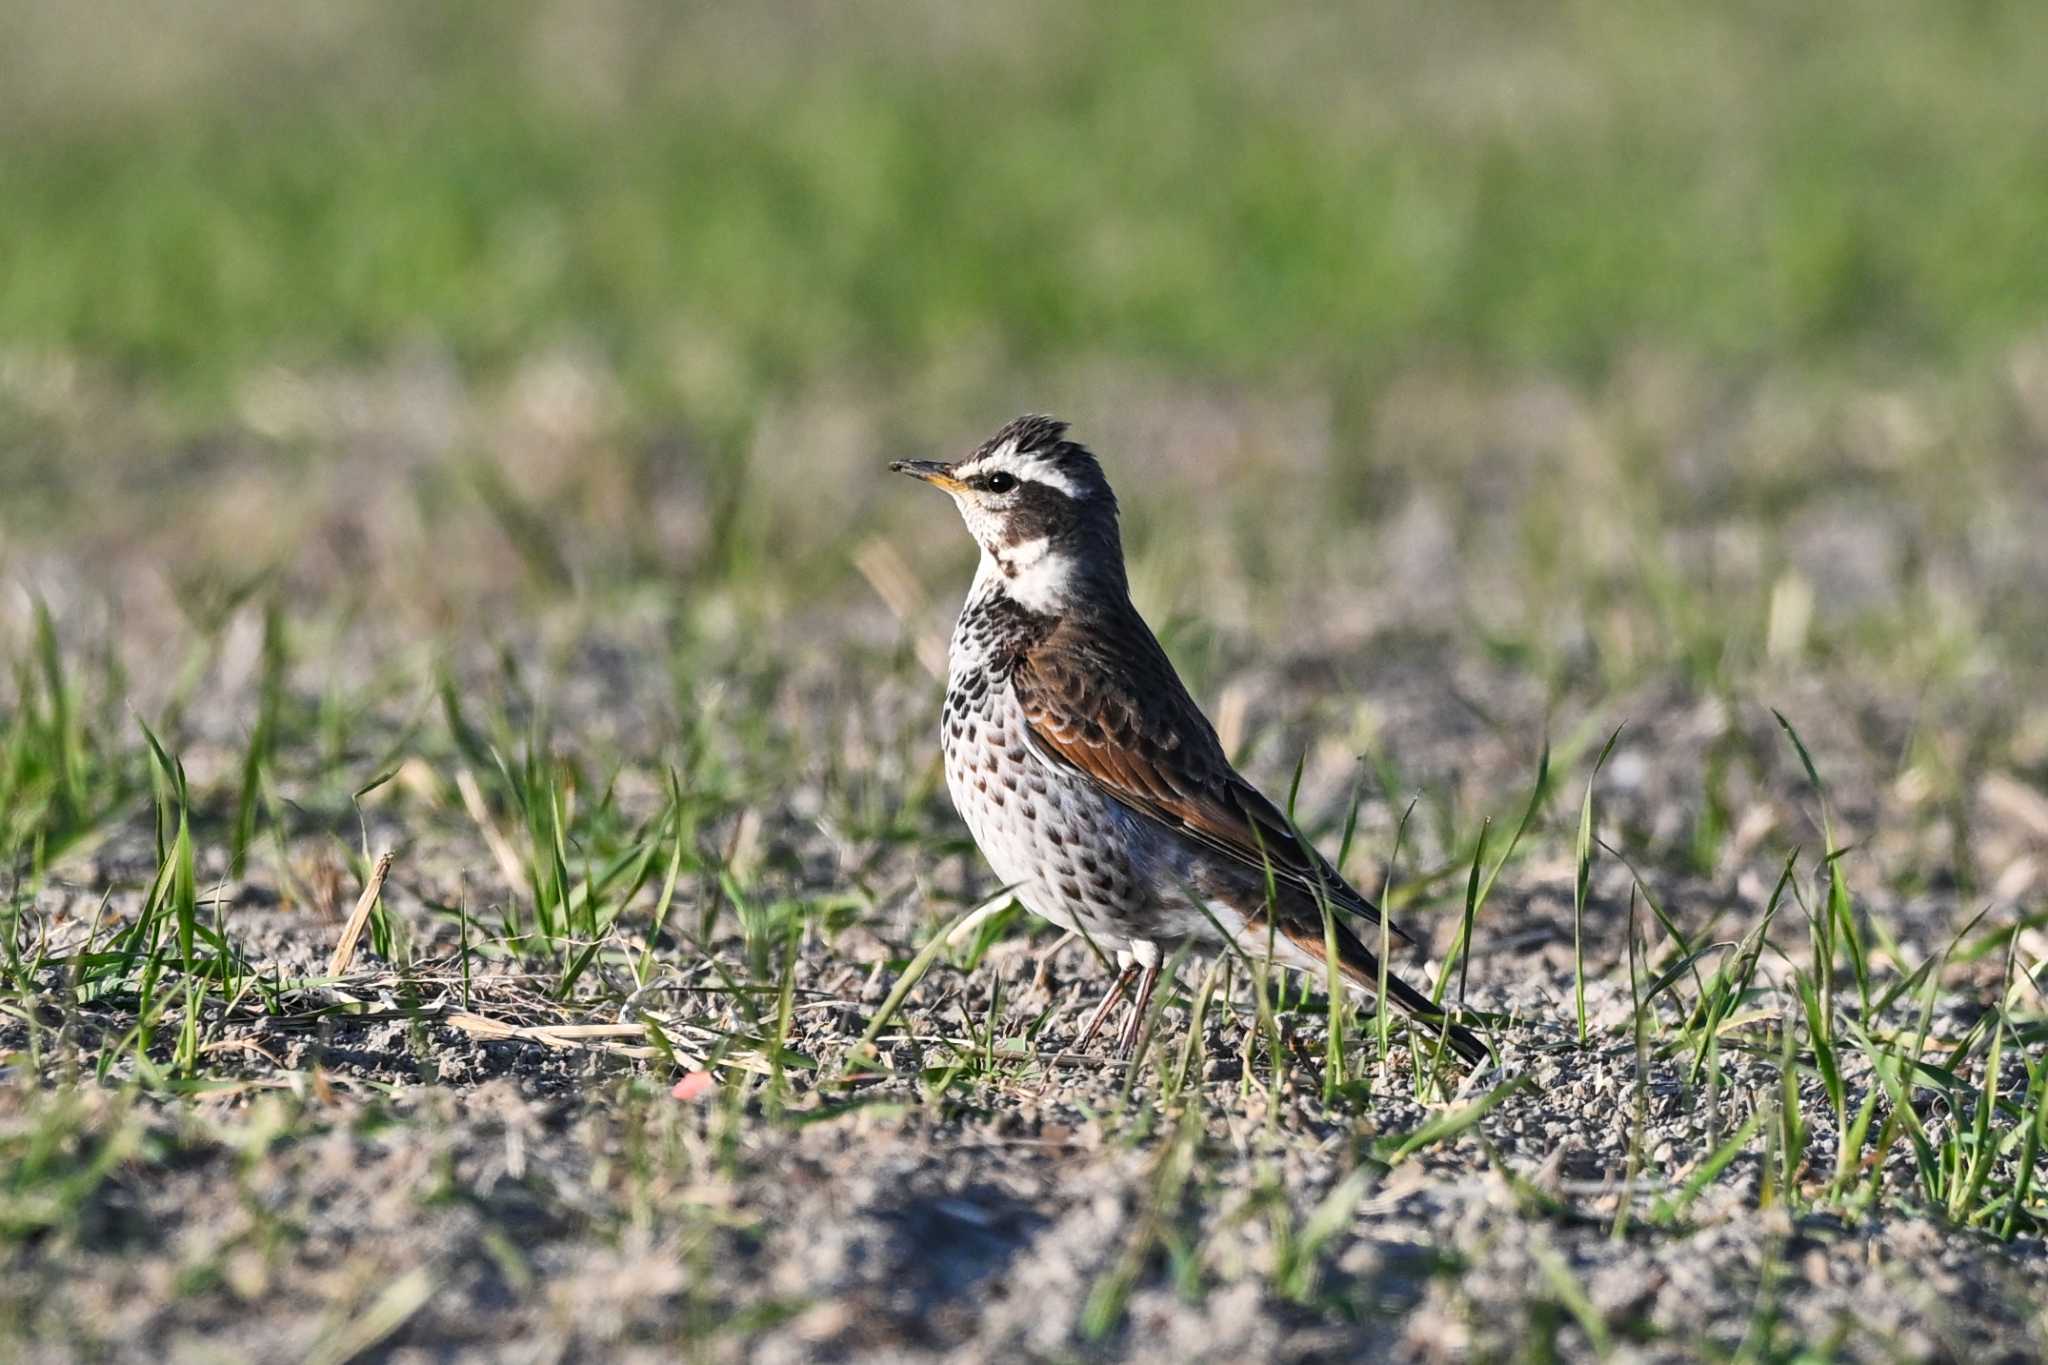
[981,472,1018,493]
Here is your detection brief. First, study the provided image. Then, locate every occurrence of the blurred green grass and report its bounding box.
[3,0,2046,407]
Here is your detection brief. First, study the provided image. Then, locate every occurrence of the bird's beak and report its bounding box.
[889,459,967,493]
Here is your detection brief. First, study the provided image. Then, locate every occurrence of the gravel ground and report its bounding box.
[6,359,2048,1361]
[6,624,2046,1363]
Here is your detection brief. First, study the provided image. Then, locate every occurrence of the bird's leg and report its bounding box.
[1115,962,1161,1057]
[1075,964,1139,1051]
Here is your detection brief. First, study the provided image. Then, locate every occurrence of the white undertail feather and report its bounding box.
[1202,904,1412,1000]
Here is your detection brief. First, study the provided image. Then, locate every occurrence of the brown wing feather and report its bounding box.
[1010,605,1411,945]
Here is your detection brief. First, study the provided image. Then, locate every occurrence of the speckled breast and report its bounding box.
[941,606,1150,950]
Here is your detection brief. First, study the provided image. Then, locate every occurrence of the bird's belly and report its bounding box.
[940,686,1152,947]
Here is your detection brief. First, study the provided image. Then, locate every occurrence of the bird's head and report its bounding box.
[891,415,1123,613]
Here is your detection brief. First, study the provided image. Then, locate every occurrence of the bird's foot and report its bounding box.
[1074,963,1139,1052]
[1112,963,1160,1057]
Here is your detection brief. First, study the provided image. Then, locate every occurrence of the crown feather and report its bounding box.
[981,414,1070,457]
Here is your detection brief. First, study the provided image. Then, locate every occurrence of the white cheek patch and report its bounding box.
[954,441,1087,500]
[996,534,1078,612]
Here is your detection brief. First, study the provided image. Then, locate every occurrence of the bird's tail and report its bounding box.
[1278,920,1489,1066]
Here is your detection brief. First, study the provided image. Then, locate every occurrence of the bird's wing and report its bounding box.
[1009,607,1410,944]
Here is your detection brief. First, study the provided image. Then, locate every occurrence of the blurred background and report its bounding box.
[3,0,2047,790]
[8,9,2048,1354]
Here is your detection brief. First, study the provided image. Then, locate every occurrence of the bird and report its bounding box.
[892,415,1486,1064]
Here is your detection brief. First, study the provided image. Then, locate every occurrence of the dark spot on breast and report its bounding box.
[1046,828,1064,847]
[1059,879,1081,899]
